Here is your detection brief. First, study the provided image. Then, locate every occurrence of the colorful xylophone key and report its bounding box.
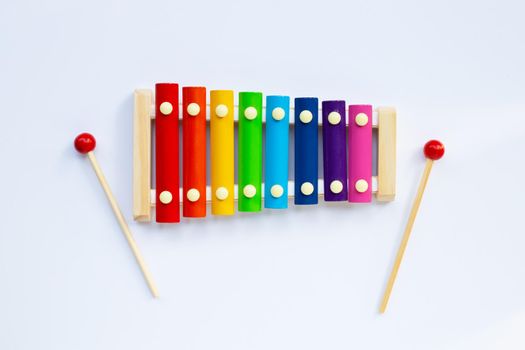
[322,100,348,201]
[182,86,207,217]
[238,92,263,212]
[348,104,372,203]
[294,97,319,205]
[155,83,180,223]
[210,90,235,215]
[264,95,290,209]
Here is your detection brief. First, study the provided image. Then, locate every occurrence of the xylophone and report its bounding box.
[133,83,397,223]
[75,84,444,307]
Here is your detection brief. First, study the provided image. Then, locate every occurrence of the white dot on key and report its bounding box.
[159,102,173,116]
[244,106,257,120]
[328,111,341,125]
[330,180,344,194]
[159,190,173,204]
[355,179,369,193]
[187,103,200,116]
[216,187,229,200]
[299,110,313,123]
[215,104,228,118]
[272,107,285,121]
[243,184,257,198]
[186,188,200,202]
[300,182,314,195]
[355,113,369,126]
[270,184,284,198]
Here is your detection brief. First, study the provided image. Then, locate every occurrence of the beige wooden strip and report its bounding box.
[376,107,396,201]
[133,89,152,221]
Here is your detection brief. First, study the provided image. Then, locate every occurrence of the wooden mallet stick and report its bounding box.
[74,133,159,298]
[380,140,445,313]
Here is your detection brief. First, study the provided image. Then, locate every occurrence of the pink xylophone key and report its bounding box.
[348,105,372,203]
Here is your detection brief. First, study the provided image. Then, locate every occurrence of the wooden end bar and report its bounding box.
[376,107,396,201]
[133,89,152,221]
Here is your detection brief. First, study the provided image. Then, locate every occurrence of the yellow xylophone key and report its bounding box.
[210,90,235,215]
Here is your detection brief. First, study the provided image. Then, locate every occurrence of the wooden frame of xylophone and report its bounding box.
[133,83,396,223]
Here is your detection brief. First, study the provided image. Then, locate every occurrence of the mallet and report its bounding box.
[380,139,445,313]
[74,132,159,298]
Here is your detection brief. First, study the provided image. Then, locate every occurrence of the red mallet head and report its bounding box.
[74,133,96,154]
[424,140,445,160]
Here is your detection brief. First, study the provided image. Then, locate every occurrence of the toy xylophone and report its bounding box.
[75,85,444,307]
[133,83,397,223]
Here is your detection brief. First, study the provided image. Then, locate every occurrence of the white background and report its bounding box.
[1,0,525,349]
